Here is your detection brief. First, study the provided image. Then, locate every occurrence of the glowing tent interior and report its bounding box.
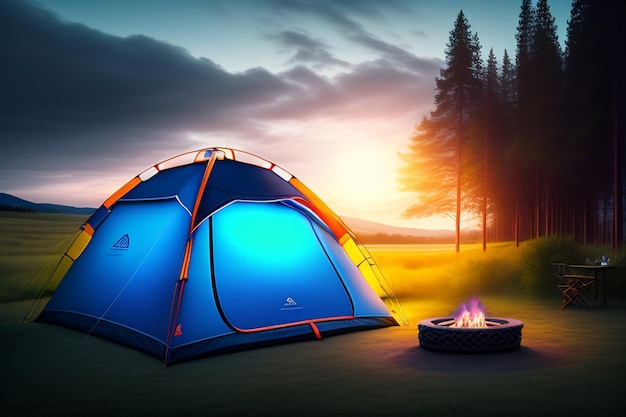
[35,148,407,365]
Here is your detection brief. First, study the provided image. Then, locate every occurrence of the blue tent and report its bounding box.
[37,148,406,365]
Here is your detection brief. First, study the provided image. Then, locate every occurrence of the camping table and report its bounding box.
[569,264,619,306]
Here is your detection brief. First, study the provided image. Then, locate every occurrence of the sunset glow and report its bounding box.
[0,1,570,230]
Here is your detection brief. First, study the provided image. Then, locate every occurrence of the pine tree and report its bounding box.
[399,11,483,252]
[496,49,517,242]
[400,1,625,250]
[510,0,536,244]
[398,117,457,217]
[564,0,626,248]
[510,0,563,241]
[479,49,500,250]
[500,50,516,113]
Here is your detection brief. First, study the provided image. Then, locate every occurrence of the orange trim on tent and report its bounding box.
[103,176,141,209]
[83,223,95,236]
[169,150,221,363]
[177,154,218,281]
[338,233,351,246]
[232,315,354,334]
[189,152,218,232]
[178,240,193,280]
[309,322,322,339]
[290,178,348,239]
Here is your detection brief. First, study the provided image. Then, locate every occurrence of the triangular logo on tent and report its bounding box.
[281,297,303,311]
[174,324,183,337]
[112,234,130,250]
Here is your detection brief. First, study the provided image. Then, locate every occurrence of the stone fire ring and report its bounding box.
[418,317,524,353]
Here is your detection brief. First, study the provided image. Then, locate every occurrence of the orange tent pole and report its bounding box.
[166,151,220,363]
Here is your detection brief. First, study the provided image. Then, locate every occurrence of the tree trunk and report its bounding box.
[613,59,623,251]
[455,91,463,253]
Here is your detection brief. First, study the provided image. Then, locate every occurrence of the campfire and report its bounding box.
[450,298,487,328]
[418,298,523,353]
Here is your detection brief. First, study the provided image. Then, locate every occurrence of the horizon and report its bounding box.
[0,190,465,233]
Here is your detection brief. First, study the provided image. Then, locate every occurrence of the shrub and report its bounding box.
[518,235,587,296]
[371,243,523,300]
[456,253,522,297]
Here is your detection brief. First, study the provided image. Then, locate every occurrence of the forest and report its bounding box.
[398,0,625,252]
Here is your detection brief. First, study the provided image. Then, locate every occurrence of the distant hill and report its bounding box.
[341,216,454,243]
[0,193,95,215]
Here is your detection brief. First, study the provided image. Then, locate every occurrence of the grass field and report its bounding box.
[370,241,525,303]
[0,212,86,303]
[1,213,625,416]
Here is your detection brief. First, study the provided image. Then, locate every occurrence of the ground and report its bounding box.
[1,295,625,417]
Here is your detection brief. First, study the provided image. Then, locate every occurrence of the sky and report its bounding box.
[0,0,572,230]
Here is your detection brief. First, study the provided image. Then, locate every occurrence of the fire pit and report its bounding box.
[418,298,523,353]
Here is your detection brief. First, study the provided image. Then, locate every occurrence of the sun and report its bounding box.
[328,146,398,207]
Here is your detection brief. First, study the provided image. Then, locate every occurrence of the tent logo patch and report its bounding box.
[112,234,130,250]
[174,324,183,337]
[281,297,303,311]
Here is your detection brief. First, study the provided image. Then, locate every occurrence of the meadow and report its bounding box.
[0,212,86,303]
[1,212,626,416]
[3,210,624,307]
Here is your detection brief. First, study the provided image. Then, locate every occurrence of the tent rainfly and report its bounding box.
[36,147,406,365]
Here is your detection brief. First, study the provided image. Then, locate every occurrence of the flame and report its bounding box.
[451,298,487,328]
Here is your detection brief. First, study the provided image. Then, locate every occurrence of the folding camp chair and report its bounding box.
[552,263,595,309]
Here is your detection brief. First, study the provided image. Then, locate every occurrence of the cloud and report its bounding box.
[0,0,442,207]
[1,1,291,168]
[272,30,352,70]
[267,0,431,69]
[262,59,437,123]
